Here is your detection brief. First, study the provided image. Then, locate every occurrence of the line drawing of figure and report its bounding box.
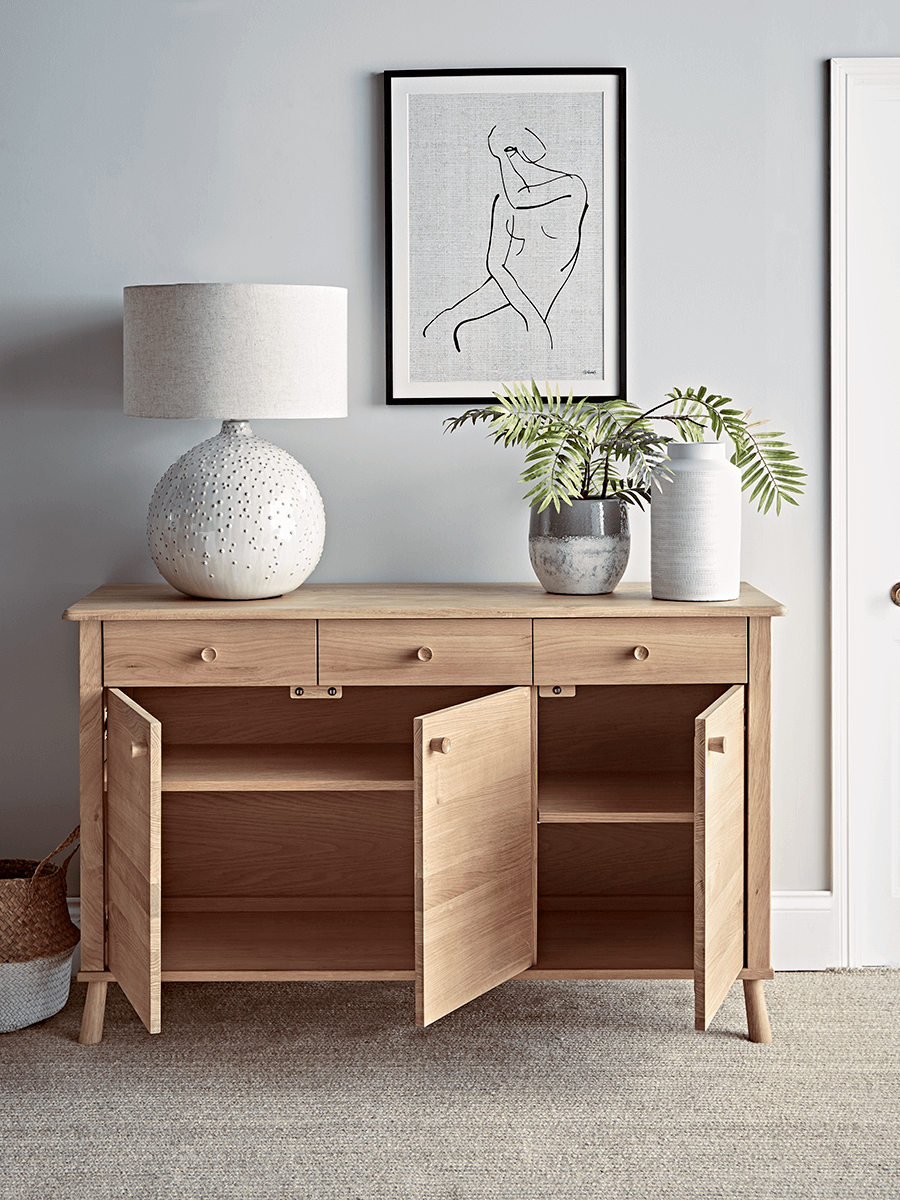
[423,124,589,353]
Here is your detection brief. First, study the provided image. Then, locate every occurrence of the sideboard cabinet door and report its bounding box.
[106,688,162,1034]
[415,686,536,1026]
[694,684,745,1030]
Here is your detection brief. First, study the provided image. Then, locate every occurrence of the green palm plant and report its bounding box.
[443,381,806,515]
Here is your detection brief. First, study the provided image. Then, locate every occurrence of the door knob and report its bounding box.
[430,737,451,754]
[891,584,900,606]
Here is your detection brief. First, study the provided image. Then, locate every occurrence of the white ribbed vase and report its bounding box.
[148,420,325,600]
[650,442,741,601]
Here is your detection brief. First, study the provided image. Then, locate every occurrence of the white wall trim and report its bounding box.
[771,890,842,970]
[830,58,854,968]
[772,890,833,911]
[830,58,900,967]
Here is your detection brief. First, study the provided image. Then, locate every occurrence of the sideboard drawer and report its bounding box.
[533,618,747,685]
[318,619,532,685]
[103,621,316,686]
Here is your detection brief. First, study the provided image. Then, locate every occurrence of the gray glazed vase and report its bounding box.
[528,497,630,595]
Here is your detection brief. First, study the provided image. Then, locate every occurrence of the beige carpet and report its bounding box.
[3,971,899,1199]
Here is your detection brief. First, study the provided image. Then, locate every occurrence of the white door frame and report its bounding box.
[830,57,900,967]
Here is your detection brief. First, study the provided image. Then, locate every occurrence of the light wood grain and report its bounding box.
[538,684,724,774]
[538,823,693,897]
[66,582,782,1041]
[415,687,535,1027]
[77,963,774,982]
[162,897,413,911]
[746,617,772,970]
[161,791,413,900]
[530,688,539,967]
[78,968,416,981]
[539,771,694,822]
[319,619,532,685]
[128,685,496,745]
[106,689,162,1035]
[78,622,105,972]
[77,980,108,1045]
[160,744,413,791]
[743,977,773,1043]
[538,895,693,911]
[104,620,316,686]
[534,617,748,685]
[63,581,787,621]
[694,685,745,1031]
[531,909,694,971]
[162,909,414,974]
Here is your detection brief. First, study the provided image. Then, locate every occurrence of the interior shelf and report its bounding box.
[160,908,415,977]
[527,907,694,972]
[159,906,694,978]
[160,743,413,792]
[538,771,694,823]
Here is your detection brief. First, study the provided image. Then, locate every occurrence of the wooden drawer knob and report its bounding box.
[430,737,451,754]
[200,647,218,662]
[131,743,148,758]
[708,736,728,754]
[417,646,434,662]
[892,583,900,606]
[633,645,650,661]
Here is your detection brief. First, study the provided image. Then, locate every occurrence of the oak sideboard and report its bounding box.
[63,581,784,1044]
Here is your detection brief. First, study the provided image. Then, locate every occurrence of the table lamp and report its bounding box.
[123,283,347,600]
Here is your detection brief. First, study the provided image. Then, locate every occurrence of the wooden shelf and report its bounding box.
[538,771,694,823]
[161,743,413,792]
[161,908,415,977]
[520,908,694,974]
[159,905,693,980]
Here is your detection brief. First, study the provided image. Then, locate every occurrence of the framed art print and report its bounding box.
[384,67,625,404]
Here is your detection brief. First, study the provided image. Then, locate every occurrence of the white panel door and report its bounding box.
[833,59,900,965]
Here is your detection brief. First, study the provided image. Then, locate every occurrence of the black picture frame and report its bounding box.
[384,67,626,405]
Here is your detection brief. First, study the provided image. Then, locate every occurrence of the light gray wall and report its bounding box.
[2,0,898,895]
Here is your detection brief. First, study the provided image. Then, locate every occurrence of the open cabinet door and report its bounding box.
[106,688,162,1034]
[694,684,745,1031]
[415,686,535,1026]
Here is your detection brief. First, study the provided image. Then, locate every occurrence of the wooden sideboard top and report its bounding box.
[63,581,786,622]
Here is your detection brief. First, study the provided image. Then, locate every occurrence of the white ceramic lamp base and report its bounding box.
[147,420,326,600]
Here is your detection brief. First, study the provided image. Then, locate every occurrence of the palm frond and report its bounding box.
[444,380,806,516]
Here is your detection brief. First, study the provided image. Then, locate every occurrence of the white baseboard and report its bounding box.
[771,891,843,970]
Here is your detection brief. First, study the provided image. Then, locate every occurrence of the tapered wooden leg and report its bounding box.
[78,981,108,1045]
[743,978,773,1043]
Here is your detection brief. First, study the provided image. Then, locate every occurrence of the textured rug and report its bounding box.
[2,971,899,1199]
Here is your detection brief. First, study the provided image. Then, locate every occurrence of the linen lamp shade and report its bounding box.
[123,283,347,419]
[123,283,348,601]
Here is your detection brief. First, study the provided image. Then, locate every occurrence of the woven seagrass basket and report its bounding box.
[0,827,80,1033]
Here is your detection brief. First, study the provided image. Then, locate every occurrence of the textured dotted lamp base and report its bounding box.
[148,420,326,600]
